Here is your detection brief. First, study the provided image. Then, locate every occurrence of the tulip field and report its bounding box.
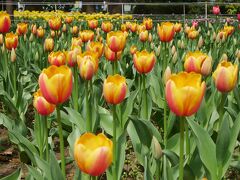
[0,6,240,180]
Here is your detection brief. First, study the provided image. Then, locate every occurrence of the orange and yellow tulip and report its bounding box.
[143,18,153,30]
[129,22,138,33]
[212,60,238,92]
[121,24,127,32]
[157,22,175,42]
[71,37,82,47]
[223,25,234,36]
[33,89,55,116]
[37,26,45,38]
[44,38,54,52]
[88,19,98,29]
[187,28,199,39]
[101,21,113,33]
[48,51,66,66]
[16,22,28,35]
[31,24,37,35]
[133,50,156,74]
[104,45,122,62]
[65,50,77,67]
[71,25,78,35]
[165,72,206,116]
[86,41,104,58]
[65,16,74,24]
[80,30,94,43]
[74,133,113,176]
[0,12,11,33]
[130,45,137,55]
[48,17,62,31]
[174,23,182,33]
[184,51,212,76]
[106,31,126,52]
[5,32,18,50]
[77,51,98,80]
[39,65,73,105]
[103,74,127,105]
[139,30,148,42]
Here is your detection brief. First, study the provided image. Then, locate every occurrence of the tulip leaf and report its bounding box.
[27,166,45,180]
[50,151,64,180]
[1,168,21,180]
[216,113,230,173]
[221,112,240,176]
[188,118,218,180]
[140,92,152,121]
[144,155,154,180]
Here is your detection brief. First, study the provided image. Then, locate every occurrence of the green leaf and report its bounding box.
[50,151,64,180]
[1,168,21,180]
[140,92,152,121]
[216,114,230,171]
[188,119,218,180]
[99,106,113,136]
[144,155,154,180]
[116,132,127,180]
[27,166,45,180]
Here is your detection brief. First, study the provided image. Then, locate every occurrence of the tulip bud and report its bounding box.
[236,50,240,59]
[180,41,185,49]
[171,45,176,55]
[0,34,3,45]
[212,32,216,41]
[35,51,39,61]
[62,24,67,32]
[163,66,171,84]
[150,42,154,49]
[29,33,34,42]
[222,35,226,43]
[216,34,220,43]
[233,38,237,45]
[177,40,181,48]
[172,51,178,64]
[24,34,27,41]
[207,30,210,36]
[1,44,5,53]
[148,33,152,42]
[152,136,162,159]
[156,45,161,56]
[201,56,212,76]
[11,48,16,62]
[221,53,228,61]
[198,36,204,48]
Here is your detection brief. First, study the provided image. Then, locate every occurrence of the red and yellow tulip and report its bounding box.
[77,51,98,80]
[187,28,199,39]
[0,12,11,33]
[33,89,55,116]
[48,17,62,31]
[212,60,238,92]
[104,45,122,62]
[143,18,153,30]
[133,50,156,74]
[88,19,98,29]
[174,23,182,33]
[5,32,18,50]
[37,26,45,38]
[103,74,127,105]
[106,31,126,53]
[157,22,175,42]
[16,22,28,35]
[44,38,54,52]
[139,30,148,42]
[74,133,113,176]
[184,51,212,76]
[101,21,113,33]
[86,41,104,58]
[48,51,66,66]
[165,72,206,116]
[80,30,94,43]
[38,65,73,105]
[130,45,137,55]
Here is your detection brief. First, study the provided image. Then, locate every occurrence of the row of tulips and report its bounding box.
[0,9,240,180]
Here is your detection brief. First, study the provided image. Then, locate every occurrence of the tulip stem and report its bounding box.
[142,74,148,120]
[179,116,185,180]
[85,81,91,132]
[218,93,227,128]
[12,61,17,96]
[112,105,117,180]
[185,120,190,164]
[73,66,79,111]
[56,106,66,178]
[163,98,167,147]
[42,115,49,161]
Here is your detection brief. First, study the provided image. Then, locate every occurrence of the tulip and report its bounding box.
[50,30,55,38]
[38,65,73,105]
[192,21,198,28]
[133,50,156,74]
[5,32,18,50]
[137,24,146,32]
[37,26,45,38]
[213,6,220,15]
[65,50,77,67]
[152,136,162,159]
[62,24,67,33]
[31,24,37,35]
[44,38,54,52]
[130,45,137,55]
[139,30,148,42]
[212,60,238,93]
[104,45,122,62]
[143,18,153,30]
[79,30,94,43]
[106,31,126,52]
[148,33,152,42]
[0,34,3,45]
[48,51,66,66]
[174,23,182,33]
[72,26,78,35]
[65,16,74,24]
[33,89,55,116]
[121,24,127,32]
[10,48,16,62]
[187,28,199,39]
[77,51,98,80]
[88,19,98,29]
[103,74,127,105]
[0,12,11,33]
[86,41,104,58]
[157,22,175,42]
[129,23,138,33]
[74,133,113,176]
[165,72,206,116]
[48,17,62,31]
[16,22,28,35]
[184,51,212,76]
[223,25,234,36]
[238,13,240,21]
[71,37,82,47]
[101,21,113,33]
[163,66,171,84]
